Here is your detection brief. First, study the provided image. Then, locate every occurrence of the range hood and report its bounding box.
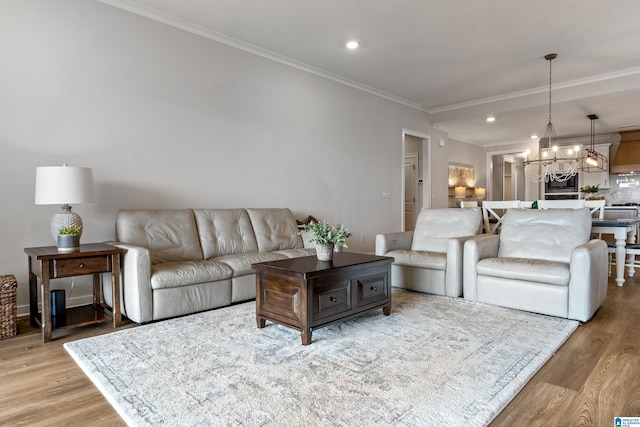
[611,130,640,174]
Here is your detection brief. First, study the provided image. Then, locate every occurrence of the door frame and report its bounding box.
[404,152,419,231]
[486,146,540,201]
[402,129,431,231]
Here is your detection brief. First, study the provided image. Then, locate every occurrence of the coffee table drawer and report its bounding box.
[357,272,389,307]
[314,280,352,321]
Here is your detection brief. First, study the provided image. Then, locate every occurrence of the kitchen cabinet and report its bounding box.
[580,143,611,190]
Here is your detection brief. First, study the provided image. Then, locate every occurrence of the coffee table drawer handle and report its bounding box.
[329,296,338,302]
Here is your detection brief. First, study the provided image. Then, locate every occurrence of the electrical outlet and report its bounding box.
[382,191,391,198]
[360,234,366,243]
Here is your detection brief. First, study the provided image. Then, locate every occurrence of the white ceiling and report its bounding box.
[100,0,640,146]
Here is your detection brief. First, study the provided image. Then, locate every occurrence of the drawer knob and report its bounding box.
[79,263,86,268]
[329,296,338,302]
[370,286,378,292]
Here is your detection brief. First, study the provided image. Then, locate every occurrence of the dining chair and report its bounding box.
[608,244,640,277]
[584,199,606,219]
[460,201,478,208]
[518,201,535,209]
[481,200,521,234]
[537,199,586,209]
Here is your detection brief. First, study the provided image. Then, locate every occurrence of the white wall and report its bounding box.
[1,0,453,313]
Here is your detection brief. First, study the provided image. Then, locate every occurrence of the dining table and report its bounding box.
[591,218,640,286]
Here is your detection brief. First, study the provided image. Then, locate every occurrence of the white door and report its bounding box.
[503,159,516,200]
[404,154,418,231]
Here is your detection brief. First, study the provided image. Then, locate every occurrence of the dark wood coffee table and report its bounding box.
[252,252,393,345]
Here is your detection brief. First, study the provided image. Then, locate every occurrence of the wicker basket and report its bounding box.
[1,274,18,339]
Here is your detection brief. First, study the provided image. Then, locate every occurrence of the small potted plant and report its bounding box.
[298,221,352,261]
[580,185,603,200]
[57,225,82,252]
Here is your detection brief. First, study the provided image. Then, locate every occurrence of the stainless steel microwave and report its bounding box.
[544,174,579,193]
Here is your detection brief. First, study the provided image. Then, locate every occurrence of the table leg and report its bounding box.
[614,236,626,287]
[627,226,637,278]
[111,252,122,328]
[257,317,266,328]
[41,263,52,343]
[28,264,39,329]
[301,328,312,345]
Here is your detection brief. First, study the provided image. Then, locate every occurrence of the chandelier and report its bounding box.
[580,114,608,172]
[523,53,582,183]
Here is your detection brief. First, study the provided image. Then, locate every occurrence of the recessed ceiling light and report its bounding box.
[346,40,359,50]
[486,116,496,123]
[531,134,538,139]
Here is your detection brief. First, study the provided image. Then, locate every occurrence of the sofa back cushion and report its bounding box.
[246,208,304,252]
[116,209,203,264]
[411,208,482,252]
[499,208,591,263]
[193,209,259,259]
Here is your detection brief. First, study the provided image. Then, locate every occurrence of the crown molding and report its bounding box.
[551,133,617,146]
[428,67,640,114]
[97,0,426,112]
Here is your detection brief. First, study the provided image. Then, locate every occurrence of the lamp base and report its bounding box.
[51,204,83,243]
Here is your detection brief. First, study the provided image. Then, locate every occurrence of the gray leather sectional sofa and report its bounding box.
[105,208,315,323]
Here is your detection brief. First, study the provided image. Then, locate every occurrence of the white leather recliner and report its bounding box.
[375,208,482,297]
[463,208,608,322]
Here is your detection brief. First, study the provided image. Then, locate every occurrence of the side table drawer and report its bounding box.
[52,256,110,278]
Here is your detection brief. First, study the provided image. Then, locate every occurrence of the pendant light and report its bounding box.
[580,114,609,172]
[523,53,581,182]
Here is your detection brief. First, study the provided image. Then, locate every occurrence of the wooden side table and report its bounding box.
[25,243,121,342]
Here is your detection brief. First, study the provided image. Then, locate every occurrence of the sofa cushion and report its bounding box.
[499,208,591,263]
[116,209,203,265]
[246,208,304,252]
[150,259,233,289]
[477,257,570,286]
[214,252,287,276]
[274,248,317,258]
[193,209,259,259]
[411,208,482,252]
[385,249,447,270]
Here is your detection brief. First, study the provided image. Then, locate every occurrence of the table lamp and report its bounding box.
[454,186,467,198]
[474,187,486,198]
[35,164,95,243]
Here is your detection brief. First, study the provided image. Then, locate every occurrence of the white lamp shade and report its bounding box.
[35,166,95,205]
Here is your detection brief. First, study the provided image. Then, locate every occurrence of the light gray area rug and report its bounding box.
[64,290,578,427]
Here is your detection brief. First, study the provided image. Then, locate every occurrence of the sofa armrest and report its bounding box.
[568,239,608,322]
[463,234,500,300]
[105,241,153,324]
[375,231,413,255]
[445,235,484,297]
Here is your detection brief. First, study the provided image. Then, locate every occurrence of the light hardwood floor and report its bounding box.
[1,274,638,426]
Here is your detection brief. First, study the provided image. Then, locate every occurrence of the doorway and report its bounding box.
[503,157,515,200]
[486,149,534,201]
[404,153,418,231]
[402,131,430,231]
